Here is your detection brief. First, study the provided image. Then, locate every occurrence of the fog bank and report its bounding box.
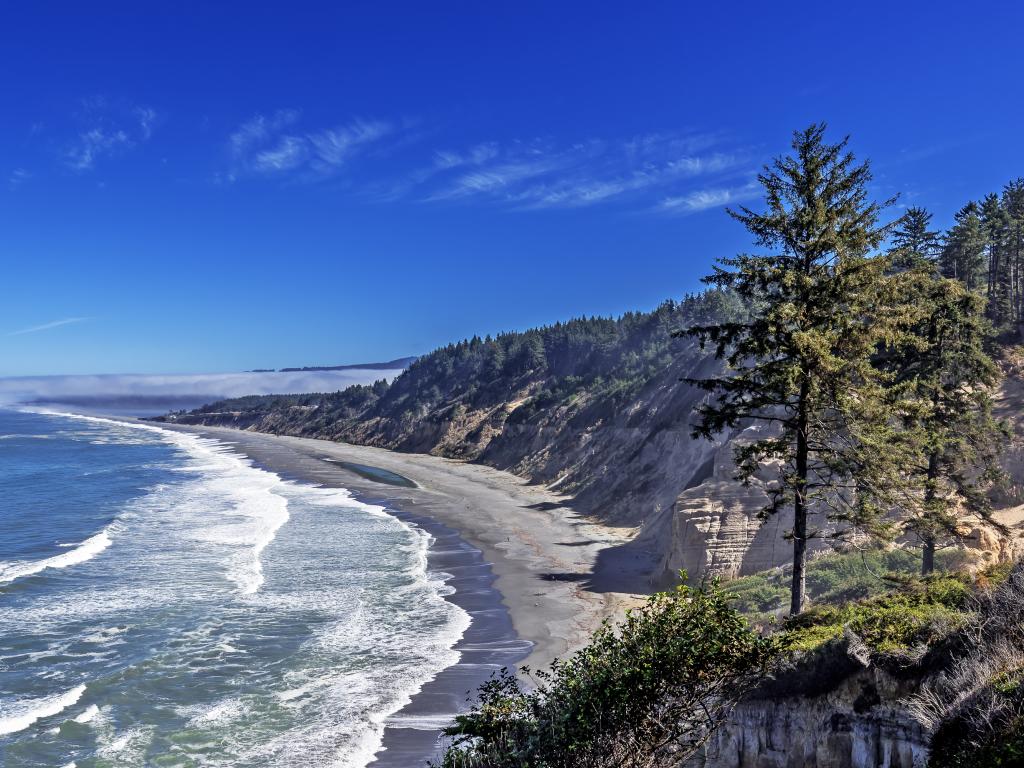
[0,369,402,417]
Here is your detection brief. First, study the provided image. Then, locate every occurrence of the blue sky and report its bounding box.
[2,2,1023,376]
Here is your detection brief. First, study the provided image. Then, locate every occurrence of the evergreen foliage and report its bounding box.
[890,206,941,271]
[937,180,1024,335]
[178,291,745,442]
[879,269,1008,574]
[433,581,778,768]
[684,123,899,614]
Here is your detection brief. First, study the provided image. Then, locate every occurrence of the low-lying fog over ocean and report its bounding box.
[0,367,406,417]
[0,409,468,767]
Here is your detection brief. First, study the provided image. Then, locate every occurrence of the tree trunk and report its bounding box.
[790,378,810,615]
[922,535,936,576]
[921,449,940,576]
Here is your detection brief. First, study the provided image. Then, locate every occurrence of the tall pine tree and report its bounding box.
[685,124,896,614]
[980,193,1013,332]
[940,203,987,290]
[1002,179,1024,329]
[882,269,1006,574]
[889,206,941,271]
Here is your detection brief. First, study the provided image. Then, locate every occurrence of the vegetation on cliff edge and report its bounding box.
[433,580,778,768]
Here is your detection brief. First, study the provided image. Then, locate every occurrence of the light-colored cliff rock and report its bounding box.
[657,427,829,585]
[695,677,929,767]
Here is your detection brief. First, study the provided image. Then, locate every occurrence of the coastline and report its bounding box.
[159,424,643,764]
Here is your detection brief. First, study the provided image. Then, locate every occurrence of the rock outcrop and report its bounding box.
[656,426,836,585]
[691,640,931,768]
[695,673,929,768]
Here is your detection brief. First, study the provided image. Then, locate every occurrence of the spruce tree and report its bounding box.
[883,270,1006,574]
[685,124,896,614]
[980,194,1013,332]
[941,203,987,290]
[1002,179,1024,328]
[890,206,941,270]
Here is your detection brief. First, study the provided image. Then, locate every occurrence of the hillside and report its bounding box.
[158,292,742,532]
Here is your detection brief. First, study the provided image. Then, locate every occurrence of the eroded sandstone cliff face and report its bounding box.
[689,638,932,768]
[658,427,783,584]
[655,359,1024,586]
[161,300,731,530]
[694,672,929,768]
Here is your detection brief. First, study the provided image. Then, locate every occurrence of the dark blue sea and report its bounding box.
[0,409,469,767]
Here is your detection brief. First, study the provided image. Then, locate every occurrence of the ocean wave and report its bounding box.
[0,683,87,735]
[28,409,291,596]
[0,528,112,586]
[261,484,472,768]
[73,703,100,723]
[4,410,474,768]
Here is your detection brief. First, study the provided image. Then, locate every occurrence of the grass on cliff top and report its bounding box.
[724,548,1015,658]
[782,574,974,656]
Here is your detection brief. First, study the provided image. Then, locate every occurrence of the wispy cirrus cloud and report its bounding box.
[64,98,158,171]
[66,128,132,171]
[224,111,395,182]
[8,168,31,190]
[7,317,89,337]
[219,115,754,215]
[386,132,754,213]
[657,181,760,215]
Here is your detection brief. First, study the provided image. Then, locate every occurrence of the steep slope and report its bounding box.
[158,292,741,528]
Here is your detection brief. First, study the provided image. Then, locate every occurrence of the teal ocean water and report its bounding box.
[0,409,470,767]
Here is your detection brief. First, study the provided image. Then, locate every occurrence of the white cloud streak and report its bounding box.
[66,128,131,171]
[658,181,760,215]
[226,112,393,181]
[8,168,31,190]
[218,116,755,215]
[398,133,753,211]
[64,100,158,171]
[7,317,89,337]
[0,369,406,414]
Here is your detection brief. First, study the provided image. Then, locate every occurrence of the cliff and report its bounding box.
[158,300,1024,596]
[693,654,930,768]
[158,293,738,538]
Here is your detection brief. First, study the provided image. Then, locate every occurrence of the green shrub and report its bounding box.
[434,582,779,768]
[782,574,973,658]
[723,546,984,627]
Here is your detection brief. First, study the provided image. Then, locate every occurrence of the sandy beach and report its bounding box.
[159,424,644,765]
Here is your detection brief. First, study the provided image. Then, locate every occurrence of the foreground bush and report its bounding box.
[433,581,778,768]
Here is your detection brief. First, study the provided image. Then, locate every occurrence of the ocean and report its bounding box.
[0,409,471,767]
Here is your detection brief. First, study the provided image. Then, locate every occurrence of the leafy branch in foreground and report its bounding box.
[432,581,778,768]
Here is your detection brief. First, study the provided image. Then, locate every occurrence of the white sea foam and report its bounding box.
[0,684,87,735]
[95,726,152,760]
[26,409,291,596]
[0,529,112,585]
[5,409,474,768]
[183,698,247,727]
[73,704,100,723]
[248,483,472,768]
